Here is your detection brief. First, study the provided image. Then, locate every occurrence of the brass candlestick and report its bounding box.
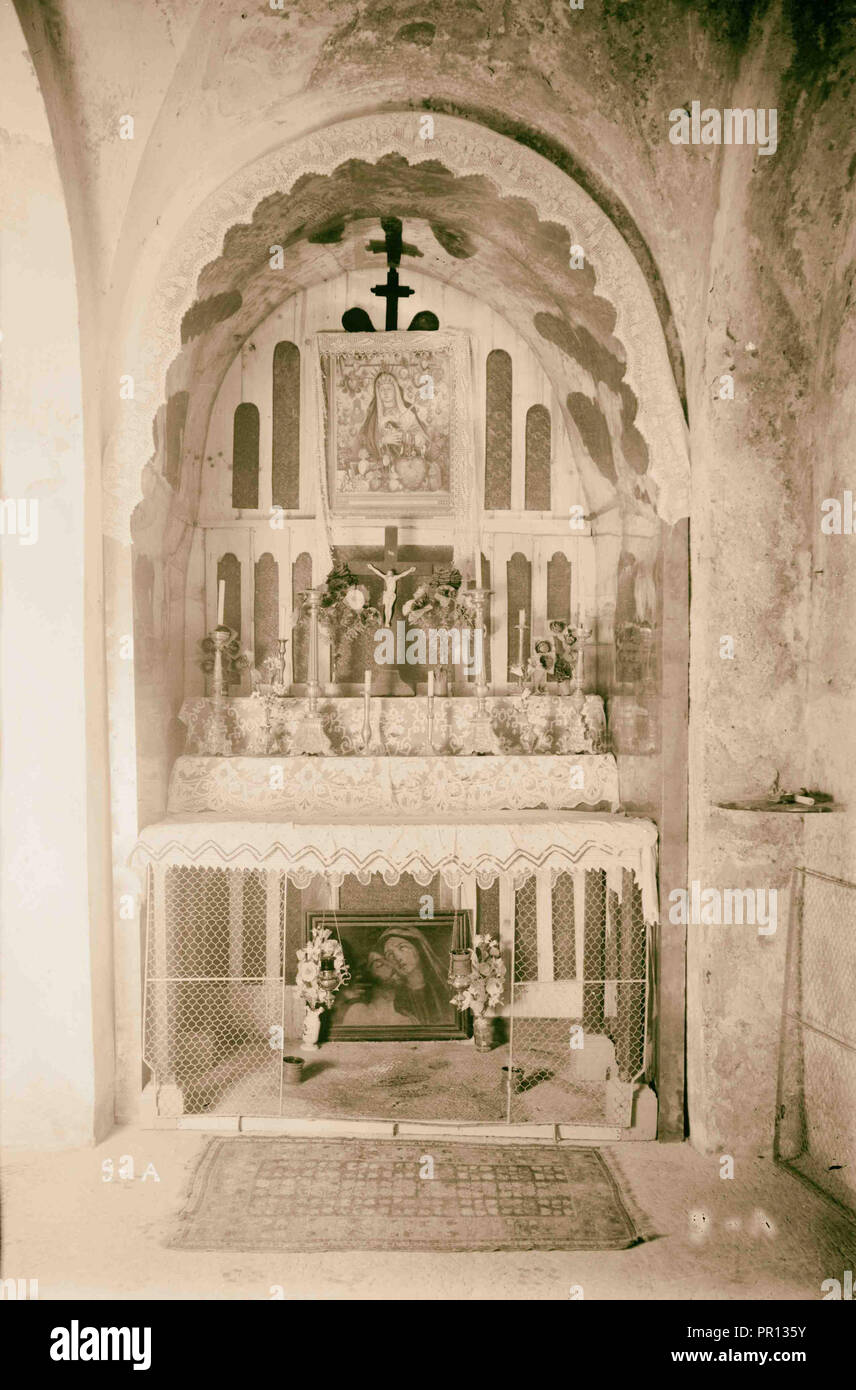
[290,588,331,756]
[204,625,241,698]
[460,588,498,755]
[569,612,593,711]
[274,637,289,694]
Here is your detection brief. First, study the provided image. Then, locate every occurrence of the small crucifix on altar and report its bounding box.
[346,526,441,695]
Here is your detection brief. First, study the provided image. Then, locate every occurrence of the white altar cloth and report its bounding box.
[166,753,620,816]
[178,693,608,756]
[131,810,659,923]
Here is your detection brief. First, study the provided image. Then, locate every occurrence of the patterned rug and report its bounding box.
[170,1138,640,1251]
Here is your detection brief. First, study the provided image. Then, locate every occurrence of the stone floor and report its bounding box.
[3,1126,855,1300]
[216,1039,612,1125]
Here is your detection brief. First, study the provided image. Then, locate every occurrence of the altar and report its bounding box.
[135,803,657,1128]
[130,287,668,1137]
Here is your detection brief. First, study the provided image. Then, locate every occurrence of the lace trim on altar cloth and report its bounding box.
[131,815,659,923]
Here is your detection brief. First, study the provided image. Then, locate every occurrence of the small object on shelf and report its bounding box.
[717,784,840,813]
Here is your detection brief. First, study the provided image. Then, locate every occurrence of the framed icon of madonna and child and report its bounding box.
[319,331,463,517]
[304,911,471,1041]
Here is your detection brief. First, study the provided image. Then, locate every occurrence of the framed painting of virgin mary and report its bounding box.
[305,911,471,1041]
[320,331,459,517]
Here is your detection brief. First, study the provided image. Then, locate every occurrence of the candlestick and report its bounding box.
[217,578,226,627]
[460,588,498,754]
[290,588,330,755]
[275,637,288,693]
[514,609,528,690]
[360,689,372,754]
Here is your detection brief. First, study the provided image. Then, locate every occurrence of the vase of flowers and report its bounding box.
[314,562,382,688]
[449,932,506,1051]
[295,924,350,1052]
[531,619,576,692]
[402,565,475,692]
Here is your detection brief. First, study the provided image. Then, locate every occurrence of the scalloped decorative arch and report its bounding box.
[103,112,690,543]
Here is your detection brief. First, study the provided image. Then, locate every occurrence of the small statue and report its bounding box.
[367,562,416,627]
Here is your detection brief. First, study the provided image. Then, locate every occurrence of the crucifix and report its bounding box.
[345,526,444,695]
[368,217,419,330]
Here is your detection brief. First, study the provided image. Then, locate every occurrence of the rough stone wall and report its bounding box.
[685,2,856,1154]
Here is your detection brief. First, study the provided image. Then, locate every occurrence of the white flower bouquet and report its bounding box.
[295,924,350,1011]
[449,932,506,1017]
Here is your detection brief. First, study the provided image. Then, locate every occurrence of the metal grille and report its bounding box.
[775,868,856,1216]
[144,866,285,1116]
[143,865,650,1127]
[507,867,648,1125]
[513,877,538,982]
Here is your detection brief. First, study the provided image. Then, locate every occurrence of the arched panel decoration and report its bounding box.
[232,402,260,509]
[506,551,531,683]
[525,404,551,511]
[485,348,512,510]
[291,552,312,684]
[217,553,241,638]
[254,553,279,670]
[547,552,572,624]
[272,341,300,510]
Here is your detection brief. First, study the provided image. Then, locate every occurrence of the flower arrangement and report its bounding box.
[401,565,475,632]
[198,630,251,684]
[295,924,351,1011]
[315,561,382,649]
[535,620,577,683]
[449,933,506,1018]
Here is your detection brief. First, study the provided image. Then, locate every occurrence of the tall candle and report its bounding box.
[364,668,371,695]
[217,578,225,627]
[427,670,434,699]
[279,605,287,640]
[517,609,525,672]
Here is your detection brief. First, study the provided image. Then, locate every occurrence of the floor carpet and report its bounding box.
[170,1137,641,1252]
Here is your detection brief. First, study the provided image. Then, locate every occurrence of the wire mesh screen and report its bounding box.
[144,866,285,1116]
[507,867,648,1125]
[776,868,856,1216]
[143,864,649,1126]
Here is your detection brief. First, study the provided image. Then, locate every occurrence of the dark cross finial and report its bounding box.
[371,266,415,330]
[368,217,419,330]
[366,217,419,266]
